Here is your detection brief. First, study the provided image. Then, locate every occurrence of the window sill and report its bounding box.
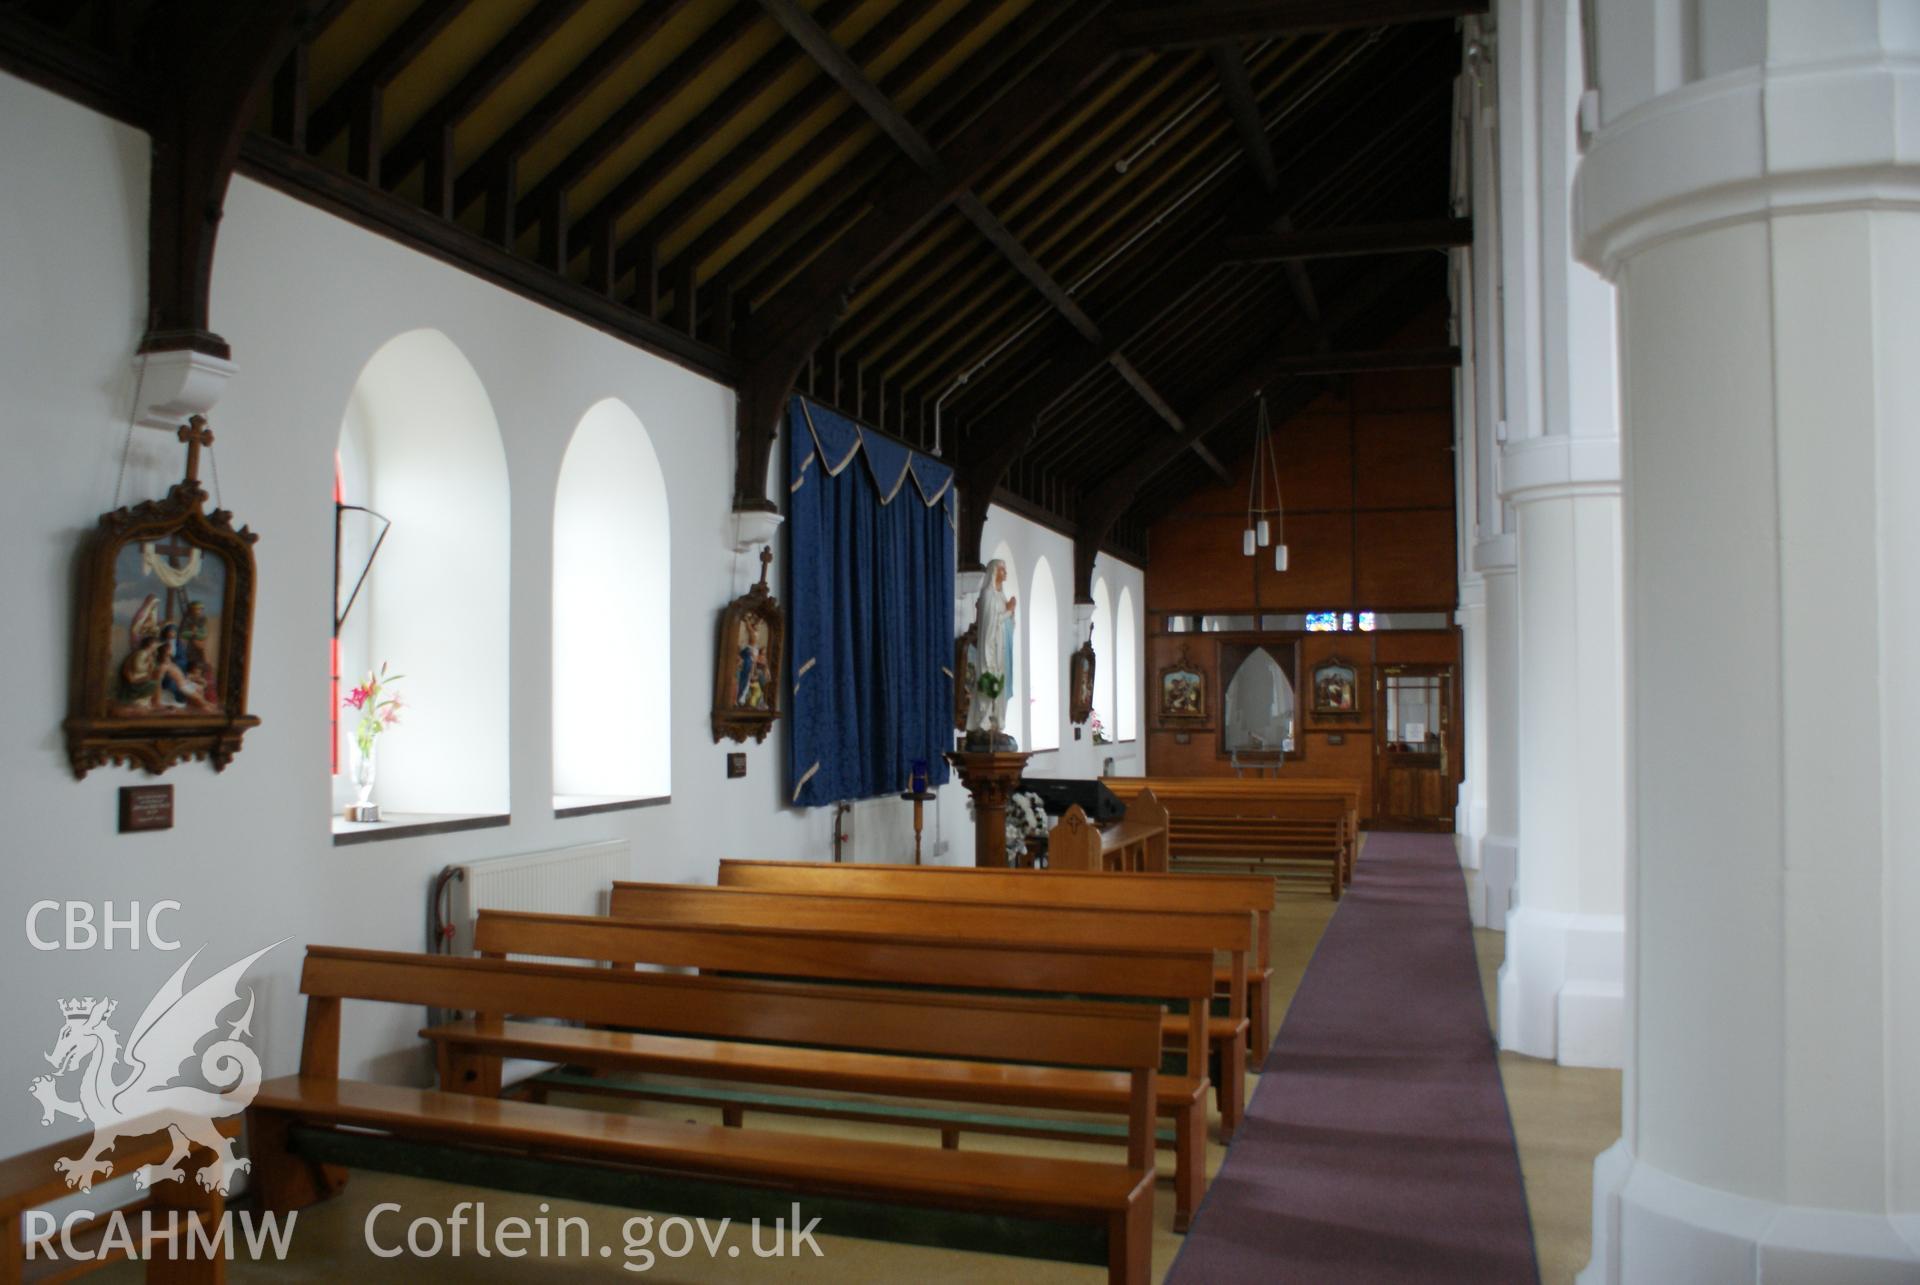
[331,812,511,846]
[554,794,671,819]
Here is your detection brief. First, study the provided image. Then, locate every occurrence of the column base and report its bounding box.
[1496,906,1623,1067]
[1474,833,1518,930]
[1581,1140,1920,1285]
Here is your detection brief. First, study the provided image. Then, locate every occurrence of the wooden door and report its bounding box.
[1372,664,1455,830]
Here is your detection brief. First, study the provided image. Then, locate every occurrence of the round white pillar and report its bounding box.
[1577,9,1920,1279]
[1455,574,1489,873]
[1497,457,1625,1069]
[1474,536,1520,930]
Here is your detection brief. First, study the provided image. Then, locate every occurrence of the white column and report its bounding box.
[1492,0,1627,1070]
[1497,465,1625,1068]
[1456,14,1518,926]
[1475,538,1519,929]
[1578,4,1920,1279]
[1455,575,1488,872]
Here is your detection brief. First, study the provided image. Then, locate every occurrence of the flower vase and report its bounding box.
[346,741,381,822]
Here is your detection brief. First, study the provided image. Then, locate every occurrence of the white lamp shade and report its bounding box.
[1242,528,1256,556]
[1274,544,1289,572]
[1256,518,1270,546]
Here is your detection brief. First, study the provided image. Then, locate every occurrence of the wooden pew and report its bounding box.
[716,860,1280,1071]
[0,1119,237,1284]
[251,947,1160,1282]
[1101,777,1359,895]
[470,910,1218,1230]
[604,880,1250,1132]
[1049,789,1170,873]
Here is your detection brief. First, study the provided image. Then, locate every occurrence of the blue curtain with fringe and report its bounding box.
[786,396,954,807]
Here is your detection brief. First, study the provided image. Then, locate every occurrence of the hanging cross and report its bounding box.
[757,544,773,591]
[153,531,196,619]
[177,416,214,488]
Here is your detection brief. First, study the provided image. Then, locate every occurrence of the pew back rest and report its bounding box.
[713,860,1273,970]
[472,911,1211,1079]
[606,882,1255,957]
[296,946,1163,1073]
[1171,795,1348,822]
[474,911,1213,1011]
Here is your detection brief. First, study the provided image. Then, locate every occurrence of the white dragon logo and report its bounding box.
[27,942,281,1196]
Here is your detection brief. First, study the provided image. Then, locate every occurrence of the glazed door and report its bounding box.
[1372,665,1455,830]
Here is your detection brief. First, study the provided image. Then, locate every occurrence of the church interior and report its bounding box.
[1,1,1915,1281]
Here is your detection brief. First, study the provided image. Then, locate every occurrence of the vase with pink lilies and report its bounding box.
[343,662,404,822]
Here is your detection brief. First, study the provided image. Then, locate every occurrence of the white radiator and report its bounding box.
[443,839,631,959]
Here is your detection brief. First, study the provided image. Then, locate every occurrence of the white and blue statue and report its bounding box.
[964,558,1018,749]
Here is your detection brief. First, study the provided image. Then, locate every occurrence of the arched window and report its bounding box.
[334,329,510,822]
[987,541,1023,748]
[1116,586,1138,741]
[1090,576,1115,743]
[553,399,670,808]
[1027,555,1061,752]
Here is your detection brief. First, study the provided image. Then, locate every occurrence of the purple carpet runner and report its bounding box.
[1169,832,1538,1284]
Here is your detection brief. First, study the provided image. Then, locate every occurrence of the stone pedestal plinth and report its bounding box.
[944,749,1032,868]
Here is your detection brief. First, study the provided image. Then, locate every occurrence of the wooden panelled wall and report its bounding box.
[1142,360,1462,821]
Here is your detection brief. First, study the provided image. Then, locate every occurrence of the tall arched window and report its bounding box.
[1091,576,1115,742]
[1027,555,1061,752]
[334,329,510,822]
[1116,586,1139,741]
[553,399,670,808]
[988,541,1023,748]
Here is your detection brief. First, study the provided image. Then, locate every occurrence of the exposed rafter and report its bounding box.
[3,0,1464,549]
[304,0,467,156]
[729,6,1117,511]
[1113,0,1490,52]
[1223,216,1473,261]
[379,0,587,193]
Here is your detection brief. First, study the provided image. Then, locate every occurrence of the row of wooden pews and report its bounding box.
[254,945,1161,1282]
[1101,776,1361,897]
[4,858,1279,1284]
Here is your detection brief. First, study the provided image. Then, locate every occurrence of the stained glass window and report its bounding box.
[1306,611,1339,632]
[1357,612,1376,632]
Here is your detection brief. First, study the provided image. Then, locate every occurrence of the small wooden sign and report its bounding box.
[119,784,173,833]
[727,752,747,779]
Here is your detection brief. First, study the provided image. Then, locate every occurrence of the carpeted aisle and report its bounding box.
[1168,832,1539,1284]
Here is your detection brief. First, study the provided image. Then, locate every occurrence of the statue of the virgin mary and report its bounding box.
[965,559,1017,747]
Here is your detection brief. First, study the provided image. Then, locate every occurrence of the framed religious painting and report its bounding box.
[712,546,784,743]
[1310,655,1363,720]
[1157,644,1207,726]
[67,419,260,777]
[1069,641,1096,726]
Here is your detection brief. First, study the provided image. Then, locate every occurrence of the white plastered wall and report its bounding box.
[0,72,1147,1156]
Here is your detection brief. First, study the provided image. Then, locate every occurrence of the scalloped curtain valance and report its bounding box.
[785,397,954,808]
[789,396,955,512]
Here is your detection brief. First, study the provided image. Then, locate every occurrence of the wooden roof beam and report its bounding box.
[516,9,757,242]
[305,0,469,155]
[380,0,586,191]
[729,6,1116,512]
[1114,0,1489,52]
[451,0,697,216]
[1221,215,1472,261]
[1210,40,1323,331]
[142,0,315,359]
[757,0,1196,469]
